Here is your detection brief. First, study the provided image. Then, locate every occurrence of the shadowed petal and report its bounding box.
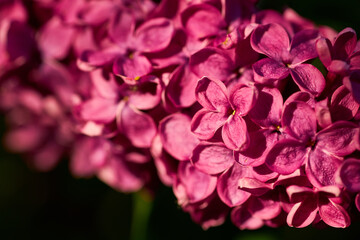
[265,139,308,175]
[176,161,217,203]
[330,86,359,122]
[248,193,282,220]
[191,109,228,140]
[38,17,75,59]
[166,64,198,108]
[333,28,357,60]
[343,71,360,104]
[78,98,117,123]
[190,47,234,82]
[238,177,273,196]
[229,85,257,116]
[316,121,358,156]
[136,18,174,53]
[159,113,199,161]
[249,87,283,127]
[195,76,229,111]
[287,199,318,228]
[338,158,360,192]
[97,155,144,192]
[316,37,333,68]
[118,103,156,148]
[252,58,289,83]
[181,3,226,39]
[290,29,319,64]
[128,76,162,110]
[235,130,279,167]
[286,185,314,203]
[319,200,351,228]
[78,48,121,71]
[217,163,252,207]
[109,10,135,46]
[251,23,290,61]
[289,64,325,96]
[222,115,249,150]
[191,143,234,175]
[282,101,316,142]
[113,53,152,80]
[356,194,360,212]
[231,205,264,230]
[306,149,342,187]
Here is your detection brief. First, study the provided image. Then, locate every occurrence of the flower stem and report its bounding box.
[130,190,152,240]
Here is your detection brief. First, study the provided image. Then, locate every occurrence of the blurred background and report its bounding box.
[1,0,360,239]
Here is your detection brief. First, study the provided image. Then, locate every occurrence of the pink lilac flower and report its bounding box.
[191,76,257,150]
[1,0,360,232]
[251,23,325,96]
[76,70,160,148]
[316,27,360,75]
[265,100,358,187]
[286,185,350,228]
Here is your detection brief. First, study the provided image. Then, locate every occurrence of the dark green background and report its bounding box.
[1,0,360,239]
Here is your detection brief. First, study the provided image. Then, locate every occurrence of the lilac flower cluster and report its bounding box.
[1,0,360,230]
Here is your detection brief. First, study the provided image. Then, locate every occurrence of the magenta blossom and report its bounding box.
[265,100,358,187]
[286,185,350,228]
[251,23,325,96]
[191,76,257,150]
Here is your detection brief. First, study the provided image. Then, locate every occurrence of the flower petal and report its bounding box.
[319,200,351,228]
[191,109,228,140]
[97,155,144,192]
[127,76,162,110]
[289,64,325,96]
[108,10,135,46]
[231,205,264,230]
[222,115,249,151]
[343,70,360,104]
[290,29,319,64]
[316,121,358,156]
[118,103,157,148]
[282,101,317,142]
[330,85,359,122]
[251,23,290,61]
[235,130,279,167]
[191,143,234,175]
[71,137,109,177]
[252,58,289,84]
[113,53,152,80]
[265,139,308,175]
[248,193,282,220]
[286,200,318,228]
[195,76,229,111]
[316,37,333,68]
[333,27,357,60]
[159,113,199,161]
[338,158,360,192]
[166,64,198,108]
[217,163,252,207]
[77,98,117,123]
[229,85,257,116]
[306,149,342,188]
[176,161,217,203]
[38,17,75,59]
[190,47,234,82]
[181,3,226,39]
[249,87,283,127]
[136,18,174,53]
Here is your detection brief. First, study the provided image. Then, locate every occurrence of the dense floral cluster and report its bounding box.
[1,0,360,230]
